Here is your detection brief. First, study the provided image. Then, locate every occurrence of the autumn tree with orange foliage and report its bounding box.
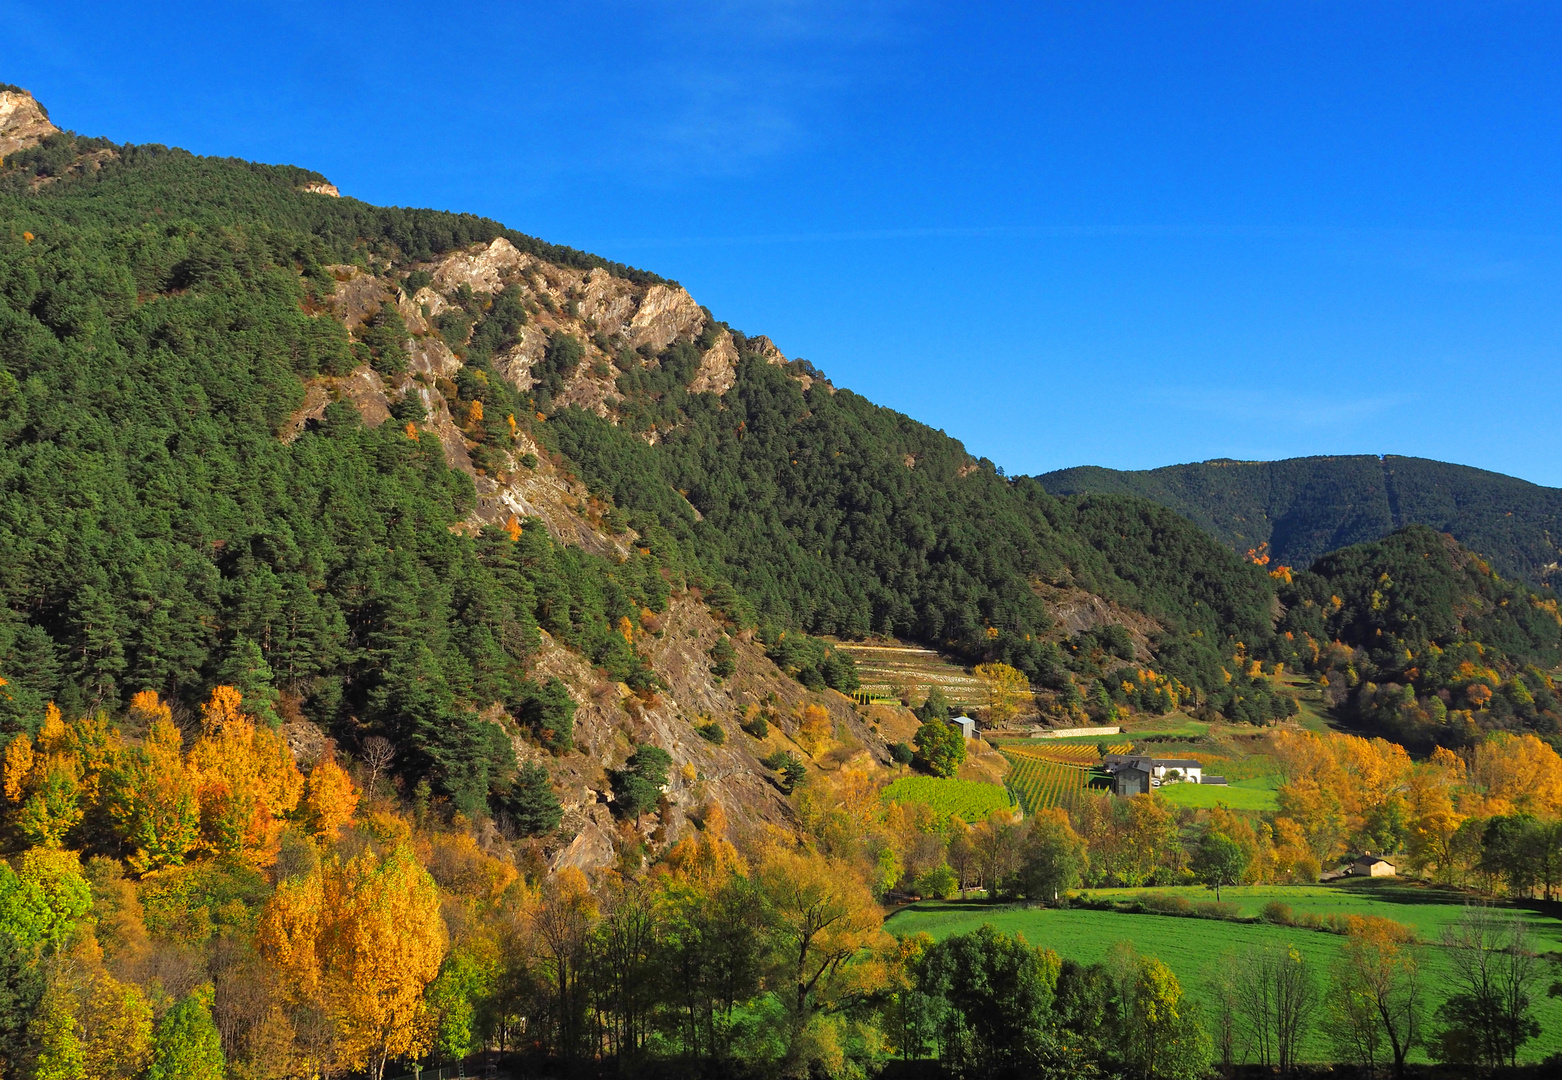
[795,703,835,758]
[1272,730,1412,863]
[257,845,447,1080]
[188,686,304,866]
[106,713,201,873]
[300,753,359,843]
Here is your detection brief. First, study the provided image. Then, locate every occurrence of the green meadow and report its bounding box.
[1157,776,1280,811]
[887,880,1562,1064]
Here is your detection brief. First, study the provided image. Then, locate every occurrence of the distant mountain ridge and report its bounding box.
[1037,455,1562,587]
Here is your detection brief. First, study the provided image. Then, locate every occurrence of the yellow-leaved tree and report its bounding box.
[3,704,83,847]
[300,753,359,843]
[973,663,1030,724]
[106,710,200,874]
[754,847,884,1065]
[188,685,304,866]
[258,845,447,1080]
[796,703,835,758]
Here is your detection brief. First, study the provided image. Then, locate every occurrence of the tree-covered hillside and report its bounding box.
[1274,525,1562,749]
[0,132,672,818]
[0,125,1300,740]
[551,342,1284,700]
[1038,455,1562,588]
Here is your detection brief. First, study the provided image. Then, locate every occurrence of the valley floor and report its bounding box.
[887,880,1562,1065]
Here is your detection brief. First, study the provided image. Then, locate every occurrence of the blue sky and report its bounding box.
[6,1,1561,484]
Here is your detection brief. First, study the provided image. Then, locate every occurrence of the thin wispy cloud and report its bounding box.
[566,0,915,177]
[1154,387,1414,430]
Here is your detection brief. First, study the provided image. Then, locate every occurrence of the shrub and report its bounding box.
[740,706,769,739]
[1261,900,1295,925]
[913,719,966,777]
[709,636,736,679]
[1139,892,1193,916]
[761,750,806,793]
[1194,900,1240,921]
[914,864,959,900]
[695,721,725,745]
[890,741,914,765]
[610,745,672,818]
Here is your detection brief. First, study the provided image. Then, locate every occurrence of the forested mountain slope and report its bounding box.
[1273,524,1562,749]
[4,87,1557,849]
[1038,455,1562,588]
[0,95,891,867]
[0,92,1293,740]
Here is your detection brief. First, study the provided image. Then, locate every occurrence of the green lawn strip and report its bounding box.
[880,776,1015,823]
[1120,716,1209,738]
[1157,778,1279,811]
[886,896,1562,1064]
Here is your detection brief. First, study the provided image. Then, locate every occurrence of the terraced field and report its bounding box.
[831,639,985,709]
[1002,741,1132,763]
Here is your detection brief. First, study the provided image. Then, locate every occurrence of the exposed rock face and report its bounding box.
[0,90,59,157]
[628,283,706,351]
[325,266,392,332]
[690,329,739,395]
[433,237,526,295]
[1030,581,1162,656]
[748,335,789,366]
[533,593,883,874]
[294,241,885,875]
[278,364,393,442]
[407,336,461,380]
[300,181,340,197]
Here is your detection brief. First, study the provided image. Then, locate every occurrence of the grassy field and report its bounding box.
[880,776,1015,822]
[886,880,1562,1064]
[1157,776,1280,811]
[1118,716,1211,740]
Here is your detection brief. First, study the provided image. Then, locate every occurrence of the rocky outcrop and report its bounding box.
[325,266,392,332]
[300,181,340,197]
[0,90,58,158]
[690,329,739,395]
[748,335,789,366]
[627,284,705,351]
[407,336,461,380]
[433,237,526,295]
[278,365,394,441]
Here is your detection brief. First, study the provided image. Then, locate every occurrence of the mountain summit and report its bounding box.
[0,86,57,157]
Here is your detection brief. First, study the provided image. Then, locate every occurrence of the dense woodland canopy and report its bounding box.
[1275,525,1562,750]
[553,346,1286,700]
[0,127,1304,755]
[0,133,667,820]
